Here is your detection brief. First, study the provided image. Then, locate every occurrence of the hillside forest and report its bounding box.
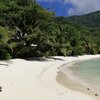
[0,0,100,60]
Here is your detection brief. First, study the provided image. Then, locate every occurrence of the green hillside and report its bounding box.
[0,0,100,60]
[66,11,100,29]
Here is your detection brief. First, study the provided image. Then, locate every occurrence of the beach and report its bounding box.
[0,55,100,100]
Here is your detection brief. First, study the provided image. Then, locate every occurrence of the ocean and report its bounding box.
[69,58,100,93]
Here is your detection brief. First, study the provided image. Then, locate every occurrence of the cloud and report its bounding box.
[64,0,100,15]
[36,0,100,15]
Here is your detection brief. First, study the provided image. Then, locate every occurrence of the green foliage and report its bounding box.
[66,11,100,29]
[0,0,100,59]
[0,26,13,60]
[0,26,9,43]
[0,49,12,60]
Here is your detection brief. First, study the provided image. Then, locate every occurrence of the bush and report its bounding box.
[0,49,12,60]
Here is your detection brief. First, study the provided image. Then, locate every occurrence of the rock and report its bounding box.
[87,88,90,90]
[0,89,2,92]
[95,93,99,96]
[0,86,2,92]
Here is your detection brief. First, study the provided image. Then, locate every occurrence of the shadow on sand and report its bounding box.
[25,57,65,62]
[0,60,13,66]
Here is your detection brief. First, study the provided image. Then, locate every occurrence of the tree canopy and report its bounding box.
[0,0,100,59]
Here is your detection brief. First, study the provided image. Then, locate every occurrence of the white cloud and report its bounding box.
[36,0,100,15]
[64,0,100,15]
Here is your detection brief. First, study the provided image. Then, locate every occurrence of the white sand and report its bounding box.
[0,55,100,100]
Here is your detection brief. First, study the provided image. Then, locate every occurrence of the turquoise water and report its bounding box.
[69,58,100,91]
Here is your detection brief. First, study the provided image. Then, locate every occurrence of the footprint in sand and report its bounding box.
[0,86,2,92]
[95,93,99,96]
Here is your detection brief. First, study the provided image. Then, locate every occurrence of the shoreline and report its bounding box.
[56,71,96,96]
[56,55,100,100]
[0,55,100,100]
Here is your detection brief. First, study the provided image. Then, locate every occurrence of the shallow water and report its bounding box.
[69,58,100,92]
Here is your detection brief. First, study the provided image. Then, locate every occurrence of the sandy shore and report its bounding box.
[0,55,100,100]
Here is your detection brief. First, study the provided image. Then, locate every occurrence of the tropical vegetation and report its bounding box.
[0,0,100,60]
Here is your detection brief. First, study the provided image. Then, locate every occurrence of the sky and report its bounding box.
[36,0,100,16]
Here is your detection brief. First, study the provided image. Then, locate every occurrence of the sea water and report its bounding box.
[69,58,100,92]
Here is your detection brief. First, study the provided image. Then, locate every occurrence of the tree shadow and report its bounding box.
[47,56,65,61]
[0,60,13,66]
[25,57,49,62]
[0,63,9,66]
[25,57,65,62]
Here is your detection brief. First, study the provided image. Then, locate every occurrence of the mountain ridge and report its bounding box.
[66,10,100,29]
